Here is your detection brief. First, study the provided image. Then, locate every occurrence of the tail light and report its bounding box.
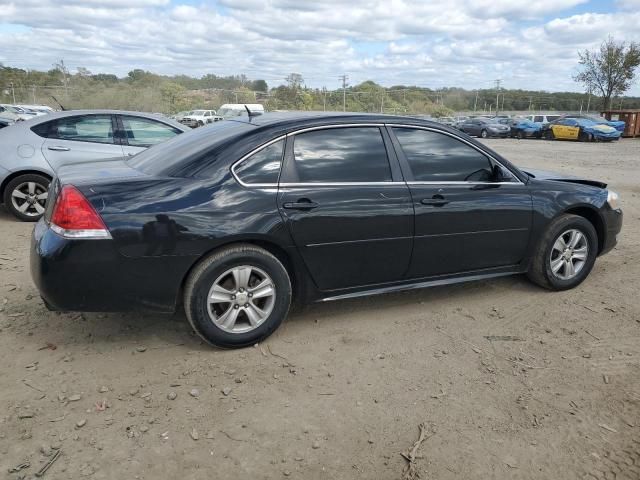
[50,185,111,239]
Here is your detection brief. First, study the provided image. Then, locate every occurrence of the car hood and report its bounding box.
[522,168,607,189]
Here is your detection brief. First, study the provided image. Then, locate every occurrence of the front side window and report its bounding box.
[292,127,391,183]
[120,116,181,147]
[53,115,114,144]
[534,116,544,123]
[392,127,495,182]
[234,139,284,184]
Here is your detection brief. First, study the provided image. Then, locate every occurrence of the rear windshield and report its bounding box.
[128,120,253,176]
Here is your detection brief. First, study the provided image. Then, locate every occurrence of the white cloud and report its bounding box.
[0,0,639,94]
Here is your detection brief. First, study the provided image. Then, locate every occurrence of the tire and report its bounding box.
[480,129,488,138]
[579,131,593,142]
[544,129,554,140]
[3,173,51,222]
[197,121,204,127]
[184,244,292,348]
[526,214,598,291]
[516,130,525,140]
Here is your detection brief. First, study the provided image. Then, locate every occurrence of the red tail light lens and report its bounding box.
[50,185,111,239]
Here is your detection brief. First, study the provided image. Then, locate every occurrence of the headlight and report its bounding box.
[607,190,620,209]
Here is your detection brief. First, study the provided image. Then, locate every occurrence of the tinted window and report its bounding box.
[121,116,181,147]
[393,128,494,182]
[534,116,543,123]
[292,127,391,183]
[547,115,560,122]
[234,139,284,184]
[53,115,114,144]
[31,121,54,138]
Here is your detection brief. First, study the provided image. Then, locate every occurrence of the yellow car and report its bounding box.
[543,118,622,142]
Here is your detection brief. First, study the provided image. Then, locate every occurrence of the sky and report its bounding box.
[1,0,640,94]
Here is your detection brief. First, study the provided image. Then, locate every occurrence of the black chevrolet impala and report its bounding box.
[31,112,622,348]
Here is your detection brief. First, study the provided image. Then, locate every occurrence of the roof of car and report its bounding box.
[15,109,188,131]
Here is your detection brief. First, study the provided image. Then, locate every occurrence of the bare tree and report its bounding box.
[574,36,640,110]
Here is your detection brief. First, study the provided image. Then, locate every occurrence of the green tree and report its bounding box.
[574,36,640,110]
[160,82,186,113]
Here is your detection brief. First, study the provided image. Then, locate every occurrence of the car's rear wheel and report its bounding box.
[527,214,598,291]
[184,244,291,348]
[3,173,50,222]
[197,120,204,127]
[544,129,554,140]
[480,129,488,138]
[516,130,525,139]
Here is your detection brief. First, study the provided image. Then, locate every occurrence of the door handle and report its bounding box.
[421,195,449,207]
[48,146,70,151]
[283,199,319,210]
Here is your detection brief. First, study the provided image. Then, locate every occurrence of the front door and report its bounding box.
[278,125,414,291]
[389,126,532,279]
[41,114,124,170]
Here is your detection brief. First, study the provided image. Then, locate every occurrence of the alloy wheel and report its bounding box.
[549,229,589,280]
[206,265,276,333]
[10,181,48,217]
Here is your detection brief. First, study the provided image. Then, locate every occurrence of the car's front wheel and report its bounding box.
[527,214,598,291]
[184,244,292,348]
[3,173,50,222]
[480,129,488,138]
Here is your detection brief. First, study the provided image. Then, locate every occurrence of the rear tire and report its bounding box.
[480,129,488,138]
[526,214,598,291]
[516,130,525,139]
[3,173,50,222]
[184,244,291,348]
[544,129,555,140]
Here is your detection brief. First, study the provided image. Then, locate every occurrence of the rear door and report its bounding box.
[117,115,183,157]
[277,125,413,291]
[389,125,532,278]
[41,114,123,170]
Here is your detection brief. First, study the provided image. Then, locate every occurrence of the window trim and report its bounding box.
[230,135,286,187]
[389,124,524,185]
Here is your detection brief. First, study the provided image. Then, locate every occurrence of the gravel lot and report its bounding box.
[0,138,639,480]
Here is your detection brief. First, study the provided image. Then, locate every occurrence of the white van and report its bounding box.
[217,104,265,119]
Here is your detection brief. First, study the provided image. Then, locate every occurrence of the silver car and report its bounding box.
[0,110,189,221]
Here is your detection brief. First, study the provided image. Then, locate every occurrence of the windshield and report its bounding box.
[128,120,253,176]
[218,107,244,118]
[192,110,206,115]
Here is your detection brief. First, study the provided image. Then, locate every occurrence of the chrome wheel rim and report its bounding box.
[549,229,589,280]
[11,181,48,217]
[206,265,276,333]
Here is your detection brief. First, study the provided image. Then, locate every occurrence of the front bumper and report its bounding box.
[600,207,623,255]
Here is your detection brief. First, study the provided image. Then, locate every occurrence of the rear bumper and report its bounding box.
[600,207,623,255]
[30,220,192,313]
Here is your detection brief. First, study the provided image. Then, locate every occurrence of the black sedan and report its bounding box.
[458,117,511,138]
[31,113,623,348]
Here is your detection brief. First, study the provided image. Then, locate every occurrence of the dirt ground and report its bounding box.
[1,138,639,480]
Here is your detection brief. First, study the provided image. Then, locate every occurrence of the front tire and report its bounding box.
[184,244,292,348]
[527,214,598,291]
[480,129,488,138]
[544,129,555,140]
[516,130,525,139]
[3,173,50,222]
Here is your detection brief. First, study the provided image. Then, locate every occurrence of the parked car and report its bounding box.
[570,114,625,132]
[218,104,265,119]
[0,104,35,121]
[179,110,222,128]
[0,118,14,129]
[172,111,193,122]
[16,105,53,116]
[458,117,510,138]
[526,114,561,125]
[509,119,543,139]
[435,116,456,127]
[0,105,21,122]
[542,117,622,142]
[0,110,189,221]
[30,112,622,348]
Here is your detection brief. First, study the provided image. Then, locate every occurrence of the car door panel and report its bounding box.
[277,126,413,291]
[41,114,123,170]
[389,126,533,279]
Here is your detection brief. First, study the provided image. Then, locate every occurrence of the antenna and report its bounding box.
[50,95,66,111]
[244,104,262,122]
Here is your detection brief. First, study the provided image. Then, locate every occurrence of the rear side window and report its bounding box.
[547,115,560,122]
[31,121,54,138]
[392,127,493,182]
[120,116,181,147]
[53,115,114,144]
[233,139,284,185]
[291,127,391,183]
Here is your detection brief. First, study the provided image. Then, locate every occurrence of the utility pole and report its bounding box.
[380,88,384,113]
[473,90,478,112]
[9,82,15,103]
[322,87,327,111]
[339,74,349,112]
[494,79,502,116]
[32,85,36,104]
[528,97,532,111]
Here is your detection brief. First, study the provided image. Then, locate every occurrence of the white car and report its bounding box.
[0,104,35,121]
[526,114,561,125]
[218,103,265,119]
[179,109,222,128]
